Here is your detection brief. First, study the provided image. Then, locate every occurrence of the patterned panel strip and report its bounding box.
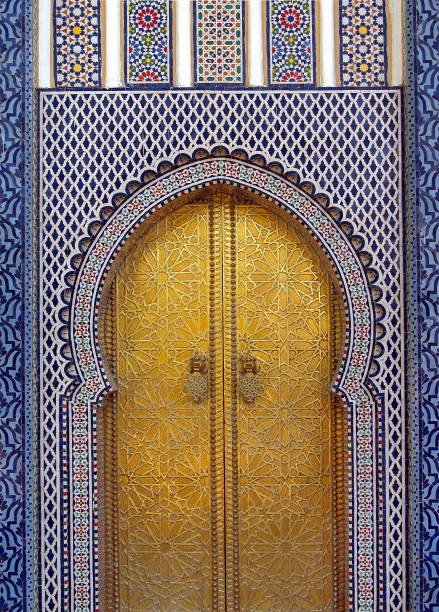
[268,0,316,85]
[194,0,245,85]
[1,1,35,611]
[222,198,239,611]
[125,0,172,85]
[337,0,388,86]
[53,0,101,87]
[405,0,439,609]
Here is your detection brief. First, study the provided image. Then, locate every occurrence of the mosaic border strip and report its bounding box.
[53,0,102,87]
[65,157,377,611]
[194,0,245,86]
[0,1,35,611]
[405,0,421,607]
[124,0,172,87]
[406,0,439,609]
[267,0,316,86]
[337,0,388,86]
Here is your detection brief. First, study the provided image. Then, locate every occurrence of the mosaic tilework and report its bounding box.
[405,0,421,603]
[195,0,244,84]
[1,1,34,611]
[39,90,404,611]
[125,0,171,85]
[338,0,387,85]
[53,0,101,87]
[417,11,439,612]
[405,0,439,609]
[268,0,315,85]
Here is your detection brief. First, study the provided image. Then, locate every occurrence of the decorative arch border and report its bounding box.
[67,156,378,612]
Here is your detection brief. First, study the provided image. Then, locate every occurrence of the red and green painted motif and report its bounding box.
[126,0,171,85]
[268,0,315,85]
[195,0,244,85]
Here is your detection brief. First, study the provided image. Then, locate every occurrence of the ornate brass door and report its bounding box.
[101,189,346,611]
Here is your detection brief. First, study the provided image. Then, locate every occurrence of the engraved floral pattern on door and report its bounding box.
[107,190,345,611]
[231,201,335,611]
[115,199,224,612]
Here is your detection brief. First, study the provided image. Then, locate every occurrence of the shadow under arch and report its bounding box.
[67,156,377,612]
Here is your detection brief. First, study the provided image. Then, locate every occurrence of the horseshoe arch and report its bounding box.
[68,156,377,612]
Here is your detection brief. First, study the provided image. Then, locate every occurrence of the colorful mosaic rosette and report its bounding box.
[268,0,315,85]
[126,0,171,85]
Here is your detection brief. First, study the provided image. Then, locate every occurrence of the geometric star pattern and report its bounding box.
[268,0,315,85]
[195,0,244,84]
[234,202,335,611]
[112,195,339,610]
[116,201,213,611]
[126,0,171,85]
[53,0,101,87]
[338,0,387,85]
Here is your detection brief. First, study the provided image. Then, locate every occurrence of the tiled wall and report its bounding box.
[1,0,438,611]
[39,88,403,611]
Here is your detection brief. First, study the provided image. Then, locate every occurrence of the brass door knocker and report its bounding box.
[239,351,263,403]
[186,351,208,403]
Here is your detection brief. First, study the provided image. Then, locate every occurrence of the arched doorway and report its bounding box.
[99,185,347,611]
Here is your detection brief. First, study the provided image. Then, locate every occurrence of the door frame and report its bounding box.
[66,156,378,611]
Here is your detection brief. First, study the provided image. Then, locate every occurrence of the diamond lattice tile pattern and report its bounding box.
[39,89,404,610]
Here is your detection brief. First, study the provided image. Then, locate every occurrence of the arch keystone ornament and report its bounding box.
[68,156,377,611]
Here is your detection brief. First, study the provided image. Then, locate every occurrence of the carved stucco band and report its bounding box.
[68,157,376,612]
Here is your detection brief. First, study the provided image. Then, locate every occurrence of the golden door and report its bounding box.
[101,189,346,612]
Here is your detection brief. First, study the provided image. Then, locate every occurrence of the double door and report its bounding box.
[104,190,344,611]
